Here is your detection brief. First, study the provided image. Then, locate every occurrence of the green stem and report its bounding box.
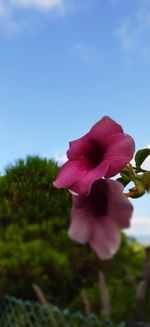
[133,166,150,174]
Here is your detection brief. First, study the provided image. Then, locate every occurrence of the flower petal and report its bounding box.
[107,180,133,228]
[70,160,110,195]
[54,157,110,195]
[53,116,135,195]
[89,116,123,143]
[67,134,90,160]
[53,159,86,189]
[68,206,92,244]
[90,218,121,259]
[68,179,133,259]
[104,134,135,177]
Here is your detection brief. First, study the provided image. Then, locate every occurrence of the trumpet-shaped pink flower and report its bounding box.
[68,179,133,259]
[53,116,135,195]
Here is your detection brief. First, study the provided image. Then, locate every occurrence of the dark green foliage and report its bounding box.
[0,156,71,222]
[0,156,145,322]
[135,148,150,169]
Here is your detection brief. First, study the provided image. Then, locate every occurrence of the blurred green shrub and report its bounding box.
[0,156,145,322]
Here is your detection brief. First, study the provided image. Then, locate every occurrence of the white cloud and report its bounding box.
[0,0,63,34]
[0,2,10,17]
[115,22,134,49]
[54,152,67,164]
[48,151,67,164]
[114,1,150,53]
[10,0,62,10]
[125,217,150,236]
[69,42,101,62]
[0,0,94,16]
[0,0,94,34]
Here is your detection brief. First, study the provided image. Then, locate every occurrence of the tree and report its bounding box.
[0,156,145,322]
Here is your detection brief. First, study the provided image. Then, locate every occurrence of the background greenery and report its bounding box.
[0,156,146,323]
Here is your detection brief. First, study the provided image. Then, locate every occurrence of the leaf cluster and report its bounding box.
[118,148,150,198]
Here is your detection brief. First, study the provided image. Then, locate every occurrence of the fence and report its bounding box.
[0,295,111,327]
[0,295,150,327]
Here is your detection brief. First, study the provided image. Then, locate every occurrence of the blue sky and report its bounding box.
[0,0,150,238]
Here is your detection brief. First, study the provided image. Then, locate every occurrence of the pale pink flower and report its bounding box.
[53,116,135,195]
[68,179,133,259]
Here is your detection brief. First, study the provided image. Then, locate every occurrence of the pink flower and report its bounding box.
[53,116,135,195]
[68,179,133,259]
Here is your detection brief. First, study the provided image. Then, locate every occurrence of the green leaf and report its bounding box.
[120,172,131,181]
[117,177,130,187]
[140,173,150,192]
[135,148,150,169]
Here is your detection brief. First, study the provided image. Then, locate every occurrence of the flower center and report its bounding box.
[89,180,108,217]
[85,141,105,168]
